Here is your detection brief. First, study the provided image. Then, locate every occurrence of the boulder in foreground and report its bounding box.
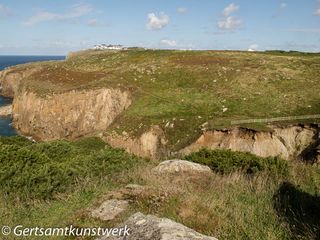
[98,212,218,240]
[152,159,212,175]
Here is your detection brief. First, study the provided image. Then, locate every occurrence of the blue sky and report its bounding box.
[0,0,319,55]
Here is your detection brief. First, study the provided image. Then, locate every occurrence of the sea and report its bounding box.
[0,55,65,136]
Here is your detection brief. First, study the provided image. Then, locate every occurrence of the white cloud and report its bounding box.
[223,3,239,17]
[280,3,287,8]
[146,12,169,30]
[177,7,187,14]
[0,4,12,18]
[248,43,259,51]
[217,16,242,30]
[23,3,92,26]
[161,39,177,47]
[218,3,242,31]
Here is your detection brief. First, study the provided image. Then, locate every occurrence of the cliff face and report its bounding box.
[180,125,319,160]
[12,89,132,141]
[0,66,40,97]
[104,126,168,159]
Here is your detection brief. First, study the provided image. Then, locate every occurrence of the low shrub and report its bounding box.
[0,137,141,200]
[185,148,288,176]
[0,136,33,147]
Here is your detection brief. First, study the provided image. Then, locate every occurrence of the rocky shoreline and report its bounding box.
[0,104,12,117]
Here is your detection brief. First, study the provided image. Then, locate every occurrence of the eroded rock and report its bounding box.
[152,160,212,175]
[180,125,319,160]
[0,104,12,116]
[97,212,218,240]
[104,126,168,159]
[91,199,129,221]
[12,88,132,141]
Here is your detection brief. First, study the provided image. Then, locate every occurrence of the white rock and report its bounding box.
[152,160,212,175]
[97,212,218,240]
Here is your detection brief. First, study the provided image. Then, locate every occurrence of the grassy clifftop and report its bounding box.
[10,49,320,150]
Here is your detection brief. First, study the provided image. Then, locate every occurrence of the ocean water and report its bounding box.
[0,55,65,136]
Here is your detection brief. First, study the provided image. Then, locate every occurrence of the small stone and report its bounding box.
[136,219,147,225]
[122,131,128,136]
[201,122,209,127]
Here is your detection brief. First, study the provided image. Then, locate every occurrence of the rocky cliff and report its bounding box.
[180,125,320,161]
[101,124,320,161]
[1,64,319,160]
[13,89,132,141]
[104,126,168,159]
[0,66,40,97]
[0,50,319,161]
[103,126,169,159]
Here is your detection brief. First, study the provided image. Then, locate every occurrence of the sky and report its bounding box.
[0,0,319,55]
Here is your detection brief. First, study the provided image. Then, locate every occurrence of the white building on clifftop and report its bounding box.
[93,44,125,50]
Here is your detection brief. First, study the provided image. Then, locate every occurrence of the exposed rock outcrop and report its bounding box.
[180,125,319,160]
[0,66,40,97]
[152,160,212,175]
[97,212,218,240]
[91,199,129,221]
[104,126,168,159]
[102,124,319,160]
[12,89,132,141]
[0,104,12,116]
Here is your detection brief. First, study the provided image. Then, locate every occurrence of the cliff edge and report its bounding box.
[0,50,319,160]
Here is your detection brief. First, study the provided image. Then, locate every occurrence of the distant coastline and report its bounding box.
[0,55,66,136]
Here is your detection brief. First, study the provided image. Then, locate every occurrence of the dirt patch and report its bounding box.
[35,66,107,86]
